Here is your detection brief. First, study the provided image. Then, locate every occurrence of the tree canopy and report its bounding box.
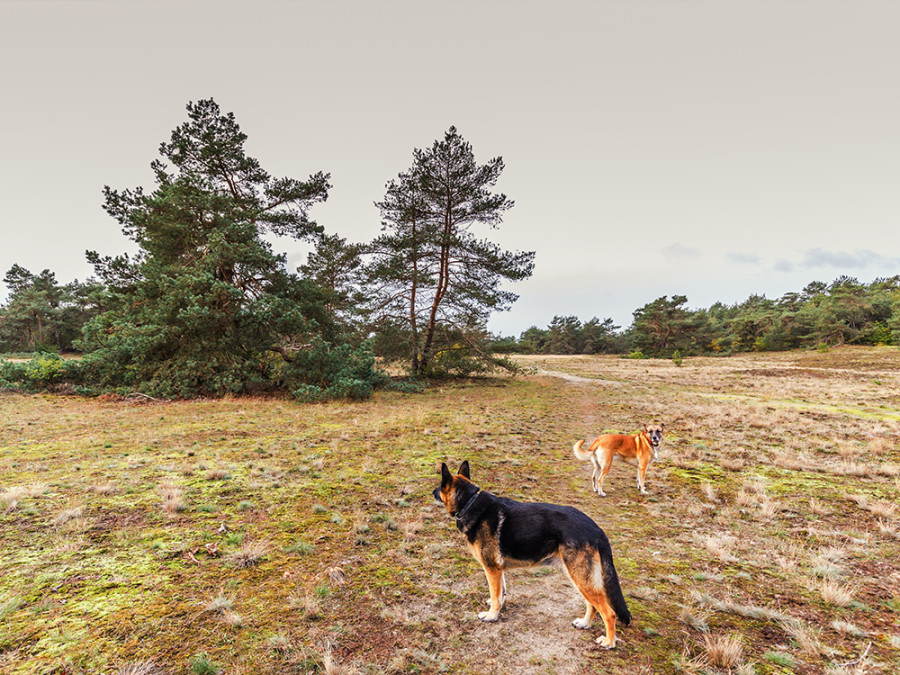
[75,99,383,399]
[364,126,535,375]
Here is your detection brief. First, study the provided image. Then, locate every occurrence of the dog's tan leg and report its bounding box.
[637,456,649,494]
[487,571,507,608]
[590,455,601,493]
[597,452,613,497]
[594,595,618,649]
[478,566,505,622]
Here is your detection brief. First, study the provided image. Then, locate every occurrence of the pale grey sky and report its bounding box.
[2,0,899,335]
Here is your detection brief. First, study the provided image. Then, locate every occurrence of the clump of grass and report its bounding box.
[867,500,897,520]
[869,437,893,455]
[188,653,218,675]
[699,533,738,562]
[757,495,780,520]
[205,468,230,481]
[220,610,243,627]
[843,492,869,509]
[764,651,795,668]
[312,504,328,514]
[703,633,744,669]
[92,481,117,496]
[326,566,347,586]
[831,619,866,637]
[204,592,234,613]
[159,481,185,514]
[810,546,847,579]
[820,578,854,606]
[834,461,871,477]
[320,642,356,675]
[783,621,824,658]
[400,519,422,540]
[678,604,710,633]
[875,461,900,477]
[876,518,898,538]
[237,500,253,512]
[267,633,292,654]
[224,532,244,546]
[371,513,397,530]
[285,539,314,555]
[227,539,270,569]
[808,497,830,515]
[720,458,745,471]
[736,489,759,509]
[53,504,84,527]
[629,586,658,601]
[770,541,803,573]
[691,590,793,623]
[288,591,322,619]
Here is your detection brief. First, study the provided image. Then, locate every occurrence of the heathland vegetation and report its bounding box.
[0,100,532,398]
[1,349,898,673]
[1,99,899,675]
[4,100,900,401]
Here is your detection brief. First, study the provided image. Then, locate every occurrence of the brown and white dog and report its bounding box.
[573,424,664,496]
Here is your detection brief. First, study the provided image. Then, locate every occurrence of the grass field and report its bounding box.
[1,347,899,674]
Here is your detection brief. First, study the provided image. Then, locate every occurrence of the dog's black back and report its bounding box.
[436,461,631,631]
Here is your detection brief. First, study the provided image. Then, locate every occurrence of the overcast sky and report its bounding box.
[2,0,899,336]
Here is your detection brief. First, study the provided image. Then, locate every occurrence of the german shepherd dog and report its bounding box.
[434,461,631,648]
[573,424,664,497]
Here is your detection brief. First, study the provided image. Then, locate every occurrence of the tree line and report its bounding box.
[0,99,533,399]
[500,276,900,358]
[2,100,898,399]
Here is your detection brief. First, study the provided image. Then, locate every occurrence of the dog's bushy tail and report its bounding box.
[573,439,593,461]
[598,542,631,626]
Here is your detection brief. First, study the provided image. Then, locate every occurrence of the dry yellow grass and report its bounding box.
[1,347,898,674]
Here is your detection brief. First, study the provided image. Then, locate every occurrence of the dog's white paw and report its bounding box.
[572,618,590,630]
[595,636,616,649]
[598,491,607,497]
[478,610,499,622]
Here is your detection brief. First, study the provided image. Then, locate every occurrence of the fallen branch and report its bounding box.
[834,642,871,668]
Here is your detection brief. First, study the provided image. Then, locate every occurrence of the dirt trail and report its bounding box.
[461,371,627,674]
[534,367,622,387]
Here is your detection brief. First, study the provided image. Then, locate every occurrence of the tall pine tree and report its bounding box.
[81,99,382,399]
[365,127,534,376]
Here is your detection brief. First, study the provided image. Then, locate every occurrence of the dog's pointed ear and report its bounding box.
[441,462,452,486]
[458,460,470,479]
[660,423,665,430]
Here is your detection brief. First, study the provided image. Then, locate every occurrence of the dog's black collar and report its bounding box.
[454,489,481,521]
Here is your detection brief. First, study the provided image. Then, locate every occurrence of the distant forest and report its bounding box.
[496,276,900,357]
[3,268,898,360]
[1,99,898,400]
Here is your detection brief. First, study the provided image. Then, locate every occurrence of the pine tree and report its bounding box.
[365,127,534,375]
[80,99,381,399]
